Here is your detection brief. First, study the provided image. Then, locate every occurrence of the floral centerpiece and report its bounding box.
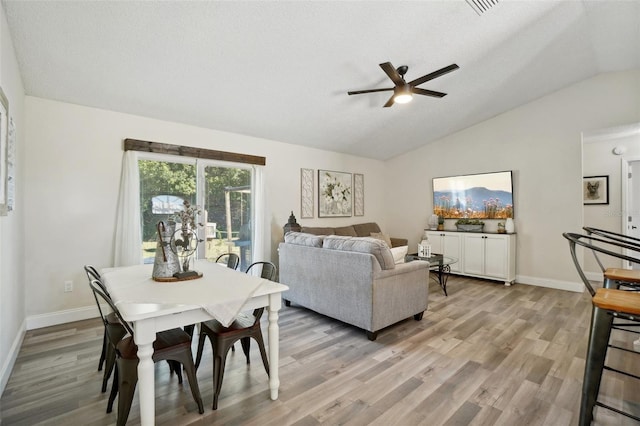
[170,200,204,274]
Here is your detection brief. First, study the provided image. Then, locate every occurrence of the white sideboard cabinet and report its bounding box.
[426,230,516,285]
[425,231,462,273]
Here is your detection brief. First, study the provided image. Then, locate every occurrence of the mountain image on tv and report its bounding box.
[432,171,514,219]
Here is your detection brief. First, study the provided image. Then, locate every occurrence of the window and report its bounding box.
[138,156,254,270]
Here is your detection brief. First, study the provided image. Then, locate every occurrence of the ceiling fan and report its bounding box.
[347,62,459,108]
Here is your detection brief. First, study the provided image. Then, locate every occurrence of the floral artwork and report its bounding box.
[318,170,352,217]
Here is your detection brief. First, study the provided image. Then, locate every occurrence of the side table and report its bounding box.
[406,253,458,296]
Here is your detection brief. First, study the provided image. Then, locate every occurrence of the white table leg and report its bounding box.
[134,320,157,426]
[267,293,281,400]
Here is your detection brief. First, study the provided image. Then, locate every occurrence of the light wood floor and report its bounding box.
[2,276,640,425]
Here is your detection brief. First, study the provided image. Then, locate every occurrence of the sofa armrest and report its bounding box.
[390,237,408,248]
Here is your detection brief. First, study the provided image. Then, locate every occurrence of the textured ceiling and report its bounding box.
[2,1,639,160]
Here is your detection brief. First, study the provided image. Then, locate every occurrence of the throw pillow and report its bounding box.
[370,232,392,248]
[323,236,396,270]
[390,245,408,264]
[284,232,324,248]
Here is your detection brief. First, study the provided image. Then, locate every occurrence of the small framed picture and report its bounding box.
[583,175,609,205]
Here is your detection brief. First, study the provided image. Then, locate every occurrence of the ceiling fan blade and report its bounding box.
[383,94,395,108]
[412,87,447,98]
[379,62,404,86]
[347,87,394,95]
[408,64,459,87]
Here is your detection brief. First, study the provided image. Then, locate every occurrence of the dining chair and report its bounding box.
[88,280,204,425]
[194,261,275,409]
[85,265,127,393]
[184,252,242,339]
[215,253,240,270]
[563,232,640,425]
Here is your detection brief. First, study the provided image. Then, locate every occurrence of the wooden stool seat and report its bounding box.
[593,288,640,315]
[603,268,640,283]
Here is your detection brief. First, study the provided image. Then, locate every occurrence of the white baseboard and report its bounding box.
[0,319,26,397]
[25,305,99,331]
[516,274,584,293]
[585,271,603,282]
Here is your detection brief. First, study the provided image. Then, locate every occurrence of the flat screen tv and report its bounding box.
[433,171,513,219]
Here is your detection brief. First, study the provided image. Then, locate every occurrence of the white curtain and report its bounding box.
[114,150,142,266]
[252,165,265,268]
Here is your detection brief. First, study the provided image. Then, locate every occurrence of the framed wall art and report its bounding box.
[354,173,364,216]
[583,175,609,205]
[300,168,314,218]
[318,169,352,217]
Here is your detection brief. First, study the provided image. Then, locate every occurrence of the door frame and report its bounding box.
[621,155,640,268]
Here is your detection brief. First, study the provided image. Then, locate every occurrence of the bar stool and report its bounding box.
[583,227,640,290]
[582,288,640,425]
[563,232,640,424]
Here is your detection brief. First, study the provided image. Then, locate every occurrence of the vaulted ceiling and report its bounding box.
[2,1,639,160]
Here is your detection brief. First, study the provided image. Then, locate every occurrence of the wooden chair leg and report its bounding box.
[254,333,270,376]
[172,354,204,414]
[98,330,107,371]
[240,337,250,363]
[580,305,614,426]
[102,342,117,392]
[116,359,138,426]
[212,343,232,410]
[195,332,207,370]
[106,364,119,413]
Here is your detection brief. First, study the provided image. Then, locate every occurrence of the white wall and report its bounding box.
[385,70,640,292]
[0,5,25,395]
[23,97,387,324]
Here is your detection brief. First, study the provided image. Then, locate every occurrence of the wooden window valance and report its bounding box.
[124,138,266,166]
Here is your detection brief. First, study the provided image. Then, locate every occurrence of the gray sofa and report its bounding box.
[278,232,429,340]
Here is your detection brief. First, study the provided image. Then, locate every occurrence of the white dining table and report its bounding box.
[101,259,288,426]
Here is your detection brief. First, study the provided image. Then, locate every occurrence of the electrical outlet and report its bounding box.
[64,280,73,292]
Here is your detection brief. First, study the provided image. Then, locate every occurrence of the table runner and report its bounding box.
[101,259,266,327]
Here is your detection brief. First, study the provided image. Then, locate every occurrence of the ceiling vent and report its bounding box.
[466,0,500,16]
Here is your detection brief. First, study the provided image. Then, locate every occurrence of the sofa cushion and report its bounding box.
[334,226,358,237]
[323,236,395,270]
[370,232,392,248]
[352,222,382,237]
[390,245,408,264]
[284,232,324,248]
[300,226,335,236]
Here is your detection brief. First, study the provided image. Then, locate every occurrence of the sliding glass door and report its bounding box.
[138,156,254,269]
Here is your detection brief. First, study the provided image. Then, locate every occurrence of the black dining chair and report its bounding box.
[85,265,127,393]
[215,253,240,270]
[88,279,204,425]
[194,261,275,409]
[184,252,242,338]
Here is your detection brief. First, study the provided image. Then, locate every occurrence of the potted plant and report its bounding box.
[455,218,484,232]
[437,215,445,231]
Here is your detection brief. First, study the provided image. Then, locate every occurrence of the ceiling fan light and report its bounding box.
[394,85,413,104]
[394,93,413,104]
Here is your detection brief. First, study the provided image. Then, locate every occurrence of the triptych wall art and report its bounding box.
[299,168,364,218]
